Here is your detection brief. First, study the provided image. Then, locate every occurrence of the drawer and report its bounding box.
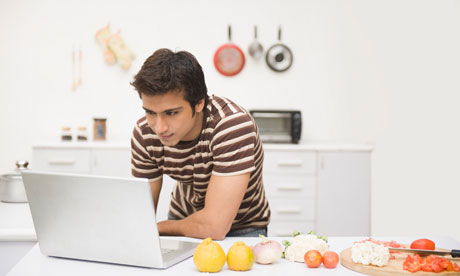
[264,173,315,198]
[32,149,91,173]
[268,221,316,237]
[263,151,316,174]
[268,198,315,221]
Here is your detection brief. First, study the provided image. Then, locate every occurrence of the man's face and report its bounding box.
[141,91,204,147]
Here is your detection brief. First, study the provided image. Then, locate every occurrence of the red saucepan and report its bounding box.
[214,25,245,77]
[266,26,293,72]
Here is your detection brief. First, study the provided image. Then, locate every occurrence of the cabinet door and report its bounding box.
[92,149,132,177]
[32,149,91,173]
[316,152,371,236]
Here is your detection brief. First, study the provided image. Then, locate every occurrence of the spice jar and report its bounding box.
[77,126,88,141]
[61,127,72,141]
[93,118,107,141]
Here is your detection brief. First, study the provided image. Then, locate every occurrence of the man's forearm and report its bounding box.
[157,210,230,240]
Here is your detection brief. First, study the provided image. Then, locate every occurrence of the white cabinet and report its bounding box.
[32,143,372,236]
[316,152,371,236]
[32,148,91,174]
[32,143,173,221]
[263,145,372,237]
[32,144,132,178]
[263,150,317,236]
[91,149,132,177]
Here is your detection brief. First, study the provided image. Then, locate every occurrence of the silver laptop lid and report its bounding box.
[22,171,166,268]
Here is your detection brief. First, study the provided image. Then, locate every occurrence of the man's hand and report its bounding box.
[157,173,249,240]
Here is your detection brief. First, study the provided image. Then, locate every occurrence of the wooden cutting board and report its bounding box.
[340,247,460,276]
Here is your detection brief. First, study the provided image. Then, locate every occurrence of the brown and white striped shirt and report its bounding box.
[131,95,270,231]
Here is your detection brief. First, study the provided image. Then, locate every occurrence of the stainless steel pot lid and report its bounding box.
[1,161,29,179]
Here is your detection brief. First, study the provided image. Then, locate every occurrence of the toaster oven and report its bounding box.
[249,110,302,144]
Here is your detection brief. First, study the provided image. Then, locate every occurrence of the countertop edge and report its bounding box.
[33,142,374,151]
[0,229,37,242]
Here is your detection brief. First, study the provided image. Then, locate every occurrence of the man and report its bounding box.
[130,48,270,240]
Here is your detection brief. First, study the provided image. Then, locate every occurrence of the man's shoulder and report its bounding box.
[207,95,251,122]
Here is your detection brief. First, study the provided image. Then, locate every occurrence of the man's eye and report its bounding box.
[166,111,178,116]
[145,110,154,115]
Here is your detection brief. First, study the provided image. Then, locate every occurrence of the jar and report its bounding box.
[93,118,107,141]
[77,126,88,141]
[0,161,29,203]
[61,127,72,141]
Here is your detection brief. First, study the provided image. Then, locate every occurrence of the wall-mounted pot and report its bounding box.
[0,161,29,203]
[265,26,293,72]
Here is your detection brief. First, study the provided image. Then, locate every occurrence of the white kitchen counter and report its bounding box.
[7,236,459,276]
[0,202,36,241]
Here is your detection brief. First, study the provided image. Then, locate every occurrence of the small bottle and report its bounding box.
[61,127,72,141]
[93,118,107,141]
[77,126,88,141]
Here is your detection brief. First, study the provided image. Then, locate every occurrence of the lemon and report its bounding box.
[227,241,254,271]
[193,237,226,273]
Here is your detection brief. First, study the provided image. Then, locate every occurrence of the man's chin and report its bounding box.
[159,138,178,147]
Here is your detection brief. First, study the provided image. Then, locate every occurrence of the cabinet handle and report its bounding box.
[276,185,302,191]
[277,160,303,167]
[276,208,302,214]
[275,231,294,237]
[47,159,76,165]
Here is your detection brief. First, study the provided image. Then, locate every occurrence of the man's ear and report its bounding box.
[195,98,205,113]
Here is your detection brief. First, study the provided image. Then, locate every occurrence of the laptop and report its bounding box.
[21,170,199,269]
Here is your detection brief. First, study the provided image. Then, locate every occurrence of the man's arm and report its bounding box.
[149,178,162,213]
[157,172,249,240]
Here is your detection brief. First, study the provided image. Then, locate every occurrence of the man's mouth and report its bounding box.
[159,134,173,140]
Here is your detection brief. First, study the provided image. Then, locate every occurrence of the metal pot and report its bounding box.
[0,161,29,203]
[248,25,264,60]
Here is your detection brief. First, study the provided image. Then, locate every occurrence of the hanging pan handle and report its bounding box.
[228,25,232,41]
[278,26,282,41]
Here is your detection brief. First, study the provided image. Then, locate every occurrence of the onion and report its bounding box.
[251,235,283,264]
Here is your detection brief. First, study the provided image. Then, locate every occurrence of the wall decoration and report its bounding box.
[95,24,135,71]
[71,46,82,92]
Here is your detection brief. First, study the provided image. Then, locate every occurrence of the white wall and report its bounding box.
[1,0,459,240]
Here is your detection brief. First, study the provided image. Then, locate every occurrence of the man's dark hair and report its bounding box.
[131,48,208,115]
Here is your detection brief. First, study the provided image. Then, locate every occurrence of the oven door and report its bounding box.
[252,112,292,143]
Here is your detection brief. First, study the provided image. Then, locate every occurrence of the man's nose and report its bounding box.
[154,116,168,134]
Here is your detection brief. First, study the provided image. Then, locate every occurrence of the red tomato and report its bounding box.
[304,250,322,268]
[322,251,339,269]
[410,238,435,250]
[431,262,444,273]
[440,258,453,271]
[453,263,460,272]
[421,262,433,272]
[403,255,421,273]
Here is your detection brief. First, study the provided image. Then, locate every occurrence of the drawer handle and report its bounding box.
[276,185,302,191]
[276,208,301,214]
[274,231,294,237]
[47,159,76,165]
[277,160,303,167]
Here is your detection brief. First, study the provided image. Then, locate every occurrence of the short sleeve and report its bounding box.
[211,112,257,176]
[130,122,162,182]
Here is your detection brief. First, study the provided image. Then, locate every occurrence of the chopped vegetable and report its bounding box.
[351,241,390,267]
